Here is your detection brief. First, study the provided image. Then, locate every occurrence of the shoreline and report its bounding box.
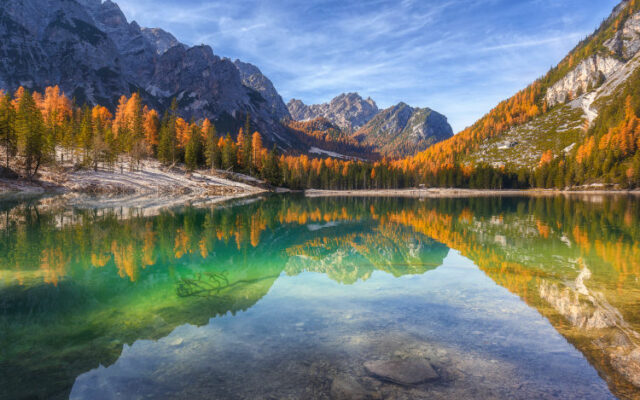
[304,188,640,198]
[0,189,269,222]
[0,160,267,209]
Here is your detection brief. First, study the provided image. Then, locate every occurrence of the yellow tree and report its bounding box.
[112,95,129,139]
[251,131,263,170]
[143,108,159,152]
[175,118,190,149]
[236,128,245,167]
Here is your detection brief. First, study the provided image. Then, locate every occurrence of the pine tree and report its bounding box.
[79,106,93,165]
[14,90,45,179]
[168,99,178,164]
[185,124,203,171]
[157,100,178,166]
[143,109,160,156]
[262,146,282,186]
[157,111,171,165]
[243,130,253,173]
[240,114,253,172]
[129,93,145,171]
[203,119,219,171]
[222,134,237,170]
[251,131,263,172]
[0,93,16,169]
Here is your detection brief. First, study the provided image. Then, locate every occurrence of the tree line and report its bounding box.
[0,85,637,190]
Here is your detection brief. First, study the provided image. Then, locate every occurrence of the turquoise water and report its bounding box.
[1,195,639,399]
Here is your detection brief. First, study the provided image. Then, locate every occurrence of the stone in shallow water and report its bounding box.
[330,376,371,400]
[364,359,439,385]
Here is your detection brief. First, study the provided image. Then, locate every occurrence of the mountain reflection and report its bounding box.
[0,194,639,399]
[0,196,449,400]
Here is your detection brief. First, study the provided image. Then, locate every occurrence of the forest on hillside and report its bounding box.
[0,85,638,190]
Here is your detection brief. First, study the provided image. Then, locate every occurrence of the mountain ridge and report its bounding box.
[288,94,453,157]
[354,103,453,158]
[0,0,297,148]
[288,92,379,132]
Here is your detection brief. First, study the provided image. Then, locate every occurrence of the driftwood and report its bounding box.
[176,272,230,298]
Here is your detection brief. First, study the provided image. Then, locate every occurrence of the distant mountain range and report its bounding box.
[288,93,453,157]
[0,0,453,158]
[288,93,379,132]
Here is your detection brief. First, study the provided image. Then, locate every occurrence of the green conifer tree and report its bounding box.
[14,90,45,179]
[204,122,219,171]
[0,94,16,169]
[185,124,203,171]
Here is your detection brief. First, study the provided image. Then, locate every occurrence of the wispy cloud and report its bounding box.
[115,0,619,132]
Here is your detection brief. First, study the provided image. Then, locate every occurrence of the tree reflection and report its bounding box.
[176,272,230,298]
[0,194,640,399]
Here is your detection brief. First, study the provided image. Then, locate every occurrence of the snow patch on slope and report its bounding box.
[309,147,348,159]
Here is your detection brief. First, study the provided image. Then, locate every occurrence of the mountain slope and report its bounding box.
[353,103,453,158]
[285,117,379,160]
[0,0,298,149]
[234,60,291,121]
[402,0,640,187]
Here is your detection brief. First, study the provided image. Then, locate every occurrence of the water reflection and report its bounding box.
[0,194,639,399]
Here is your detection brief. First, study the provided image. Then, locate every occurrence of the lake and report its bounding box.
[1,194,639,399]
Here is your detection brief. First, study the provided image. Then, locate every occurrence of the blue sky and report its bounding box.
[116,0,619,132]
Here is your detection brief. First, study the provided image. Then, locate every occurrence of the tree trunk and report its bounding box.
[30,158,41,181]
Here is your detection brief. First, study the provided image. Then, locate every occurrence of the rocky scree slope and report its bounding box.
[469,1,640,168]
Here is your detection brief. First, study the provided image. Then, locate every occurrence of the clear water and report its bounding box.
[1,194,639,399]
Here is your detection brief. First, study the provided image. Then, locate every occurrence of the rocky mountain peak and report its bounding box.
[353,102,452,157]
[604,11,640,59]
[141,27,185,55]
[287,92,379,131]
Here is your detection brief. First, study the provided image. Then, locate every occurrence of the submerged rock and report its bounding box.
[364,359,439,386]
[330,376,372,400]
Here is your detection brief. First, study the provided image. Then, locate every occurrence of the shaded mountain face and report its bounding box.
[287,93,379,131]
[0,0,128,106]
[353,103,454,157]
[0,0,296,148]
[234,60,291,121]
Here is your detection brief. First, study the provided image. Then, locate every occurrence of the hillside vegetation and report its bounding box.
[397,0,640,189]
